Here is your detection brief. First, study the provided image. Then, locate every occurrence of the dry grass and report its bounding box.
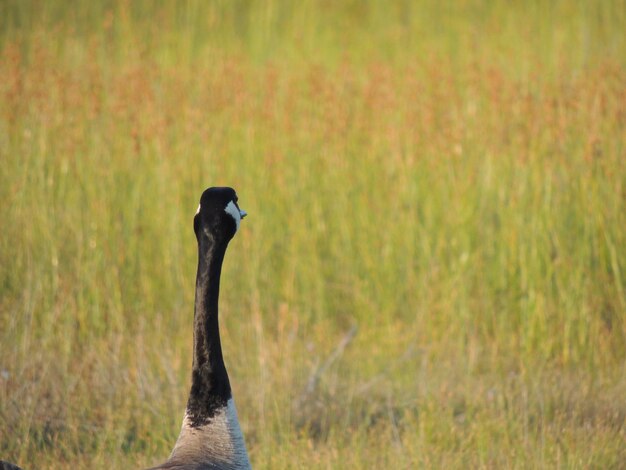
[1,1,625,468]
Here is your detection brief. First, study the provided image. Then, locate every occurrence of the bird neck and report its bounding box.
[186,232,232,426]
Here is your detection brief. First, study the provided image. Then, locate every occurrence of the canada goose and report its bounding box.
[148,187,251,470]
[0,461,23,470]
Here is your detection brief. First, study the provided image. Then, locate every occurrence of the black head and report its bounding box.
[193,187,247,242]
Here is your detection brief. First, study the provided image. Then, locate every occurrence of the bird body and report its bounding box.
[161,399,249,470]
[0,461,23,470]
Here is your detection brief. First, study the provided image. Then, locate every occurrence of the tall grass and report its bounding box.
[1,1,625,468]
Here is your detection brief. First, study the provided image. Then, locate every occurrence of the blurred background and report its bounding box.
[1,1,625,468]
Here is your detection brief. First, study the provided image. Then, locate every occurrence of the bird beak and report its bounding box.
[240,209,247,219]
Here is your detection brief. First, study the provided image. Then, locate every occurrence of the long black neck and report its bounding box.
[185,232,232,426]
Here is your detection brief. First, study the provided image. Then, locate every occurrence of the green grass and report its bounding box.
[1,1,625,468]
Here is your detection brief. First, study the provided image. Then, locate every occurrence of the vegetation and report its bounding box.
[1,1,625,468]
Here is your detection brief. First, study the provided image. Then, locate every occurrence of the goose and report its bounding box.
[148,187,251,470]
[0,461,23,470]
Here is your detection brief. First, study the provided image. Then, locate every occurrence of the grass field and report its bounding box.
[1,1,625,468]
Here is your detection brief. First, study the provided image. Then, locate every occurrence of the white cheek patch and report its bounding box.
[195,204,201,215]
[224,200,241,231]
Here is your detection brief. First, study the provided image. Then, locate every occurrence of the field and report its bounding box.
[1,1,625,468]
